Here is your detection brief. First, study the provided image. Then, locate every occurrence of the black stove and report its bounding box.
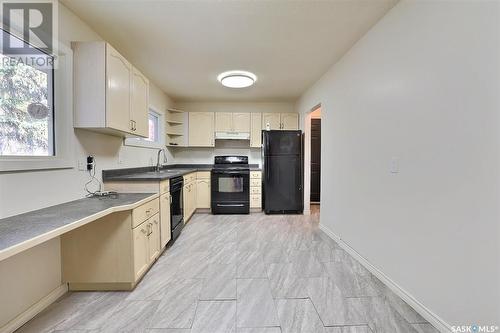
[211,156,250,214]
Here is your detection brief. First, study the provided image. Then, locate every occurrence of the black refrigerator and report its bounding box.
[262,130,304,214]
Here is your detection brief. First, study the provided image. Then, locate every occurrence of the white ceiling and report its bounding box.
[62,0,398,102]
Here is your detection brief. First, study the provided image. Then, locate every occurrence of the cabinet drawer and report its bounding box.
[250,178,261,187]
[250,194,261,208]
[250,186,261,195]
[159,179,169,194]
[197,171,210,179]
[250,171,262,179]
[132,198,159,228]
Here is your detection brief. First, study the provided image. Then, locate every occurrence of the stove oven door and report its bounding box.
[211,169,250,214]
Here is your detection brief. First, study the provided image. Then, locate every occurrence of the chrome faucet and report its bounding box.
[156,149,168,172]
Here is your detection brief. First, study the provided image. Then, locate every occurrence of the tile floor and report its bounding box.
[16,207,439,333]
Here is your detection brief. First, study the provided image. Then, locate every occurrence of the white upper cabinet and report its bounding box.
[262,113,281,130]
[106,45,132,133]
[250,113,262,148]
[215,112,233,132]
[232,113,251,132]
[281,113,299,130]
[189,112,215,147]
[215,112,250,132]
[130,67,150,137]
[73,41,149,137]
[262,112,299,130]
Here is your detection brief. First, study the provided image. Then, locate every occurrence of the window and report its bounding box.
[146,111,160,143]
[0,29,74,172]
[0,30,55,156]
[124,108,165,149]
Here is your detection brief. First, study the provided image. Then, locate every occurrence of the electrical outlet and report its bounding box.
[87,155,94,171]
[390,157,399,174]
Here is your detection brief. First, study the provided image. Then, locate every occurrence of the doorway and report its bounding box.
[310,108,321,205]
[303,104,322,215]
[310,118,321,203]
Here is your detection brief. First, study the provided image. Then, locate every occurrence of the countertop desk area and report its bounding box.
[0,193,160,333]
[0,193,158,262]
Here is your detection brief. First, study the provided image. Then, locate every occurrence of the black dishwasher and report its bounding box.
[170,176,184,242]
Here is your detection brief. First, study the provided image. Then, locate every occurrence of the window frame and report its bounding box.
[124,106,165,150]
[0,29,74,172]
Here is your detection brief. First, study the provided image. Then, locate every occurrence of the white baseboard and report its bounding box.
[0,283,68,333]
[319,224,452,333]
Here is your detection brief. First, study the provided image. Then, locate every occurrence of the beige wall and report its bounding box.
[173,101,295,165]
[0,3,174,329]
[297,0,499,328]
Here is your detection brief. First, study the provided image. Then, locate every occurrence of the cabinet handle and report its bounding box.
[154,219,158,225]
[146,209,151,215]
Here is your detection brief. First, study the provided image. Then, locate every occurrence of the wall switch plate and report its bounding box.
[77,160,86,171]
[390,157,399,174]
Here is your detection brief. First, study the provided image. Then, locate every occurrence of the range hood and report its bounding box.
[215,131,250,140]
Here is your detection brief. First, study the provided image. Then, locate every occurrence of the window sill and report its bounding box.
[0,156,74,173]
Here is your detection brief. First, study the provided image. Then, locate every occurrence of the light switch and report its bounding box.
[390,157,399,174]
[77,160,85,171]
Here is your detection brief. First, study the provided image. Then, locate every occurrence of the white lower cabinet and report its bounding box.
[61,198,161,290]
[160,192,171,248]
[133,221,150,281]
[148,215,161,262]
[250,171,262,209]
[196,172,211,209]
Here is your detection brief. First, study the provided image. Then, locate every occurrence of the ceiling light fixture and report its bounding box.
[217,70,257,88]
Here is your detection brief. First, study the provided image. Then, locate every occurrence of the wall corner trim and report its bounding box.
[0,283,68,333]
[319,223,453,333]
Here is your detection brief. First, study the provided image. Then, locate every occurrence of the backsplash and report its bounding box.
[171,140,262,166]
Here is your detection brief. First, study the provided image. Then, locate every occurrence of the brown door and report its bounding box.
[310,119,321,203]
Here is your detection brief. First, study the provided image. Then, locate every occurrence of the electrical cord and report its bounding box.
[84,157,102,197]
[84,157,117,198]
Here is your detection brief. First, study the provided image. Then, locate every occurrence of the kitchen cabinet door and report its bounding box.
[106,44,132,133]
[148,215,160,262]
[233,113,250,132]
[281,113,299,130]
[196,179,210,209]
[183,184,190,222]
[189,112,215,146]
[215,112,232,132]
[160,193,171,248]
[250,113,262,148]
[130,67,149,137]
[133,222,149,281]
[262,113,281,130]
[190,182,197,216]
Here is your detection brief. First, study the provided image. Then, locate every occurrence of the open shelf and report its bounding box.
[167,108,184,113]
[166,120,183,124]
[166,108,187,147]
